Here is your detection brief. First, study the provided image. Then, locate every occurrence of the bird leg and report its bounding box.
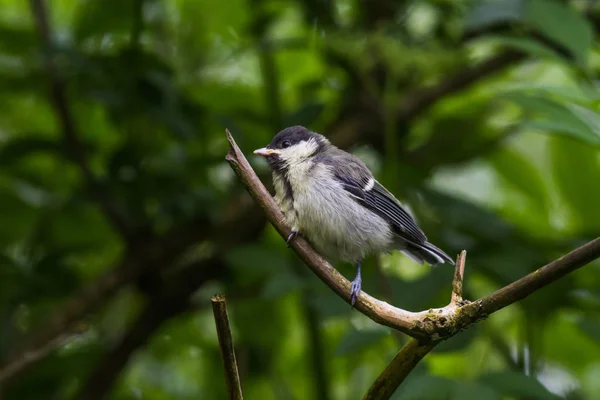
[350,262,362,306]
[286,230,298,247]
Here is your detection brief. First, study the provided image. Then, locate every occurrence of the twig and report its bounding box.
[29,0,131,239]
[362,339,436,400]
[0,324,86,384]
[397,51,525,121]
[211,295,243,400]
[451,250,467,306]
[0,218,209,385]
[225,128,600,341]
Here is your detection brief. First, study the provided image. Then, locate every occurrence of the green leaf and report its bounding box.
[334,329,388,356]
[578,317,600,345]
[0,138,64,167]
[466,0,523,32]
[452,381,501,400]
[393,374,456,400]
[549,137,600,231]
[479,371,559,399]
[260,270,306,299]
[488,147,548,212]
[487,35,565,61]
[525,0,593,66]
[504,93,600,145]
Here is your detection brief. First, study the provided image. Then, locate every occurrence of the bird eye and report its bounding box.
[281,140,291,148]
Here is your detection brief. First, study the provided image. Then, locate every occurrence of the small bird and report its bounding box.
[254,126,454,305]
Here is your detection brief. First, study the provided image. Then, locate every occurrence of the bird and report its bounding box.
[253,126,454,305]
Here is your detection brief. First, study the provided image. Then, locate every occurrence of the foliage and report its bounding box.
[0,0,600,399]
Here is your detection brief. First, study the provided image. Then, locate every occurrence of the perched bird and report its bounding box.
[254,126,454,305]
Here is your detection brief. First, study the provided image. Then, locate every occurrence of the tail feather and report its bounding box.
[403,241,455,266]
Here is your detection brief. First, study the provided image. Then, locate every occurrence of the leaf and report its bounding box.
[488,147,548,212]
[525,0,593,66]
[283,103,325,127]
[393,373,455,400]
[479,371,559,399]
[452,381,501,400]
[466,0,523,32]
[260,270,306,299]
[0,138,64,167]
[504,93,600,145]
[73,0,152,42]
[549,137,600,231]
[334,329,388,356]
[578,317,600,344]
[487,35,565,61]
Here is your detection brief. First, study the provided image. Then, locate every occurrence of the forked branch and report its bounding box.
[225,128,600,343]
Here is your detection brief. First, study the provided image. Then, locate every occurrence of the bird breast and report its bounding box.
[274,162,394,263]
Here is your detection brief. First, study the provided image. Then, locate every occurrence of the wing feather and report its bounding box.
[334,173,427,243]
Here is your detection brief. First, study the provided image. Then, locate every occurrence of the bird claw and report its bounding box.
[286,231,298,247]
[350,276,362,307]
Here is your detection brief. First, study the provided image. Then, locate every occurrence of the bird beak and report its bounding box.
[253,147,280,157]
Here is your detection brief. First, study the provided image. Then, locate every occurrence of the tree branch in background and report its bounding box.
[362,339,436,400]
[0,324,86,384]
[397,50,525,121]
[226,128,600,397]
[29,0,132,239]
[0,218,209,385]
[330,50,526,150]
[211,294,244,400]
[75,258,227,400]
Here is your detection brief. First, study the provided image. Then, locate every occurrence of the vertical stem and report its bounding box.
[301,296,330,400]
[451,251,467,305]
[362,339,436,400]
[211,295,243,400]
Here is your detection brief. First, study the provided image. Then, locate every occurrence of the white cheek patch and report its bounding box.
[279,139,319,167]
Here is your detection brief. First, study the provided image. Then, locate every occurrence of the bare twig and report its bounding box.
[451,250,467,306]
[0,218,209,385]
[211,294,243,400]
[0,324,86,384]
[362,339,436,400]
[225,128,600,342]
[397,51,525,121]
[29,0,132,239]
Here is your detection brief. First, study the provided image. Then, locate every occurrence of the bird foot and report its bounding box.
[350,276,362,307]
[286,231,298,247]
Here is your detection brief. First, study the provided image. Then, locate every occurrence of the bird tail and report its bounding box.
[401,241,455,266]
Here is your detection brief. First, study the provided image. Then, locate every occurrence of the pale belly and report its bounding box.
[286,175,394,263]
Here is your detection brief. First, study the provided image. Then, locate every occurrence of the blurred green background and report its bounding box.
[1,0,600,399]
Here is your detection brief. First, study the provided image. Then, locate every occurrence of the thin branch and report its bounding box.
[29,0,132,239]
[363,250,465,400]
[211,294,244,400]
[0,324,86,384]
[0,218,209,385]
[397,51,525,121]
[362,339,436,400]
[75,257,225,400]
[451,250,467,306]
[225,128,600,340]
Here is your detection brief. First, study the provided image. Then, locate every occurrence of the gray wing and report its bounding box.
[325,155,428,243]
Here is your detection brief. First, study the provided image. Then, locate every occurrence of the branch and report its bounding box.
[75,257,226,400]
[362,339,436,400]
[225,128,600,341]
[0,218,210,384]
[0,324,86,384]
[29,0,132,239]
[211,295,244,400]
[451,251,467,306]
[329,51,525,151]
[397,50,525,121]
